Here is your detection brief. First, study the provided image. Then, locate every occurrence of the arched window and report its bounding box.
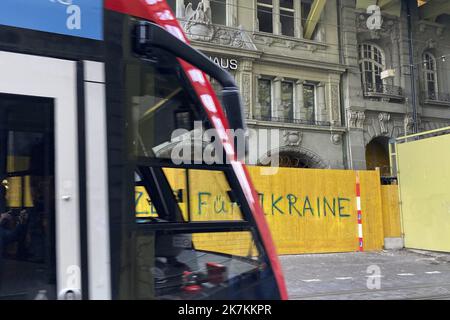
[423,52,438,100]
[359,44,385,92]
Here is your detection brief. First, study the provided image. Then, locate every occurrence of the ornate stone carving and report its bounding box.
[185,0,211,25]
[425,38,437,49]
[331,134,342,145]
[330,84,340,123]
[240,59,253,72]
[348,110,358,128]
[241,73,251,110]
[356,111,366,129]
[283,130,303,147]
[378,112,391,135]
[180,1,257,50]
[348,110,365,129]
[252,34,325,52]
[404,114,415,134]
[418,21,446,38]
[182,0,213,41]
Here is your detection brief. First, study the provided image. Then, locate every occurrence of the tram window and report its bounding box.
[0,94,56,299]
[135,168,244,222]
[119,230,264,300]
[127,47,213,161]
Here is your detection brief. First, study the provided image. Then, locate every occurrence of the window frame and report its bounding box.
[256,0,305,37]
[281,79,295,120]
[358,43,385,91]
[423,52,439,99]
[257,0,275,34]
[257,77,274,120]
[302,82,317,122]
[280,0,295,37]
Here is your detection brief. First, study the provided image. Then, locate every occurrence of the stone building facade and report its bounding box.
[168,0,450,173]
[342,0,450,174]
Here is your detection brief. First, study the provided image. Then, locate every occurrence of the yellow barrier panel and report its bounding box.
[397,133,450,252]
[247,167,385,254]
[381,185,401,238]
[135,167,389,255]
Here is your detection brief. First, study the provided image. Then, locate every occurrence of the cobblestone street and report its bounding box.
[280,250,450,300]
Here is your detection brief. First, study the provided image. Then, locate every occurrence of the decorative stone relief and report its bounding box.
[418,21,445,38]
[356,111,366,129]
[241,73,251,111]
[348,110,358,128]
[330,134,342,145]
[378,112,391,135]
[283,130,303,147]
[252,34,325,52]
[348,110,365,129]
[180,1,257,50]
[240,59,253,73]
[426,38,437,49]
[330,84,340,124]
[404,114,414,135]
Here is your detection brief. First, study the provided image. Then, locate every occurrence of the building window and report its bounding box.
[258,78,272,119]
[211,0,226,25]
[303,83,315,122]
[359,44,385,92]
[423,52,438,100]
[301,0,313,29]
[281,81,294,120]
[257,0,274,33]
[280,0,295,37]
[257,0,310,37]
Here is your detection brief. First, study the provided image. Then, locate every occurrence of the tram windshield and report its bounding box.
[113,19,278,300]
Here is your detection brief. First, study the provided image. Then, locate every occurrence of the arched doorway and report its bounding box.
[366,137,390,176]
[278,151,312,168]
[259,147,327,169]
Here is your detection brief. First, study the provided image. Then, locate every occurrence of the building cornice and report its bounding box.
[247,119,347,133]
[258,53,348,74]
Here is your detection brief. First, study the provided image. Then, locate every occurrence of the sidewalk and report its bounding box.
[279,249,450,300]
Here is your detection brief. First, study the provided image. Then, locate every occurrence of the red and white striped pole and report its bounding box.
[356,172,364,252]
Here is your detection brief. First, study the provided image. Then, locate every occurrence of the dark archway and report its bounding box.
[278,151,312,168]
[259,147,327,169]
[366,136,390,176]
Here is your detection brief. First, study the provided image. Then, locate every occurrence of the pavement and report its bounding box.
[279,249,450,300]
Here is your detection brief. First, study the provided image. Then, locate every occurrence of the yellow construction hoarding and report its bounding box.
[397,132,450,252]
[137,167,393,255]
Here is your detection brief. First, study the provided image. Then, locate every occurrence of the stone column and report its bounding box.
[294,0,303,38]
[316,82,327,122]
[347,109,367,170]
[254,74,261,119]
[239,59,253,120]
[295,80,305,120]
[273,77,283,118]
[328,82,341,125]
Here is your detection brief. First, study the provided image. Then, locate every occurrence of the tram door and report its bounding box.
[0,51,81,299]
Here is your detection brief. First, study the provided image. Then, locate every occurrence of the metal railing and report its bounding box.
[252,115,332,127]
[423,91,450,103]
[363,82,403,97]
